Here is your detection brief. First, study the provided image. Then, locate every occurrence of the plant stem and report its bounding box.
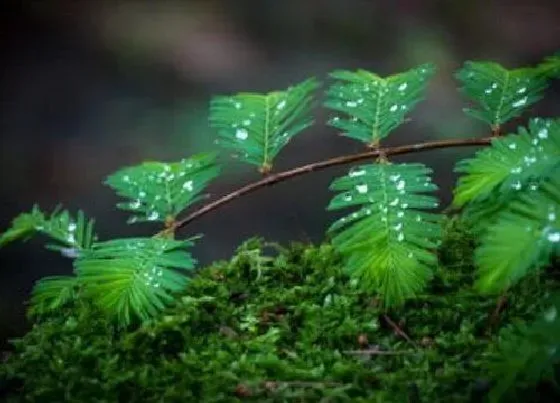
[161,136,492,235]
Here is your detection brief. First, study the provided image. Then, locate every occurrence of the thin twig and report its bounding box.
[383,314,417,348]
[160,136,491,236]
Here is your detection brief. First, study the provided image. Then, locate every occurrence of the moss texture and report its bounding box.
[1,220,558,402]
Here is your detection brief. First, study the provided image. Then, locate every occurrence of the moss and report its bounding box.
[1,221,558,402]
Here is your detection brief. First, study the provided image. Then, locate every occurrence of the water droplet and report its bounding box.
[68,222,77,232]
[234,102,242,109]
[396,180,405,191]
[139,191,147,198]
[277,100,286,110]
[148,211,159,221]
[397,232,405,242]
[511,167,522,174]
[524,156,537,165]
[130,200,141,209]
[397,211,404,218]
[346,101,358,108]
[349,168,366,177]
[236,128,249,140]
[243,119,251,126]
[67,233,75,244]
[484,88,492,94]
[548,212,556,222]
[508,143,517,150]
[389,174,400,182]
[123,175,130,183]
[390,104,398,112]
[183,180,194,192]
[547,232,560,243]
[511,181,522,190]
[517,87,526,94]
[356,184,368,194]
[544,306,557,322]
[538,128,548,139]
[491,82,498,89]
[393,223,403,231]
[343,193,353,202]
[389,198,399,206]
[398,82,408,91]
[512,97,527,108]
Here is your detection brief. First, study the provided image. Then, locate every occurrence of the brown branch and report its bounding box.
[161,136,492,235]
[383,313,417,348]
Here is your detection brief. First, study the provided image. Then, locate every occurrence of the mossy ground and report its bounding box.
[1,220,558,402]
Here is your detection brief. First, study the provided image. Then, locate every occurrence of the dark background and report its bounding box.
[1,0,559,347]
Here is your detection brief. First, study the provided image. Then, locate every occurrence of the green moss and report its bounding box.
[1,221,558,402]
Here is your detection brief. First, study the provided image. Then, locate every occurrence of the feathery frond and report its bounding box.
[105,152,220,224]
[538,51,560,79]
[453,118,560,208]
[28,276,79,317]
[324,64,435,146]
[487,295,560,402]
[475,174,560,293]
[210,78,318,173]
[455,61,548,130]
[75,237,197,326]
[0,205,96,256]
[327,163,442,307]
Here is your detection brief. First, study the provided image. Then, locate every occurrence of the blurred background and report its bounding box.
[1,0,559,347]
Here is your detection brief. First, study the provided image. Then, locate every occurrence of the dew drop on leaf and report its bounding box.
[356,184,368,194]
[390,104,398,112]
[236,128,249,140]
[398,82,408,91]
[512,97,528,108]
[538,128,548,139]
[183,180,194,192]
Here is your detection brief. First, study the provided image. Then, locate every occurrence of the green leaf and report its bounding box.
[453,118,560,208]
[537,51,560,79]
[324,63,435,146]
[327,163,442,307]
[0,205,96,256]
[475,175,560,294]
[28,276,79,316]
[74,237,197,326]
[487,295,560,401]
[0,205,44,247]
[210,78,318,173]
[455,61,548,129]
[105,152,220,224]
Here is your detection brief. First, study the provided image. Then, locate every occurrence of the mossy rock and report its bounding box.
[1,221,558,402]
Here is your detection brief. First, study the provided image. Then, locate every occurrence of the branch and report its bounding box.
[162,136,492,235]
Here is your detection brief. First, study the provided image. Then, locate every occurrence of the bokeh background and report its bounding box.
[1,0,559,347]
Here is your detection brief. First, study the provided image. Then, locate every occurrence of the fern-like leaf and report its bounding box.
[210,78,318,173]
[324,63,435,146]
[487,295,560,402]
[538,51,560,79]
[75,237,197,326]
[327,163,442,307]
[475,174,560,293]
[455,61,548,130]
[105,152,220,224]
[0,205,96,256]
[453,118,560,208]
[28,276,79,316]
